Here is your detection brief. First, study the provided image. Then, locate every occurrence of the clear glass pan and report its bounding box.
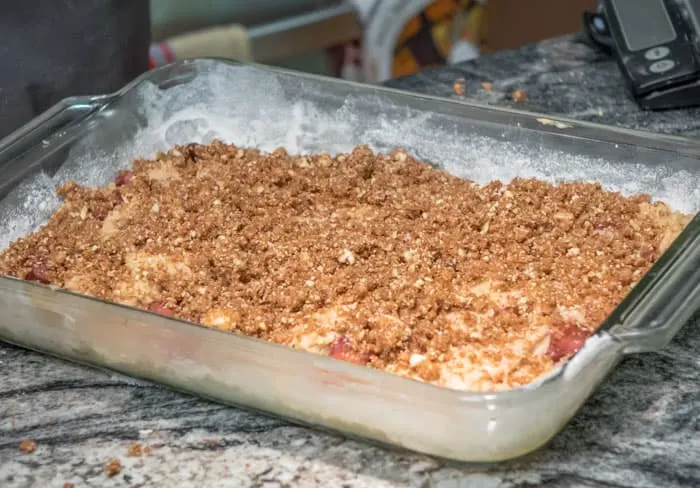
[0,59,699,463]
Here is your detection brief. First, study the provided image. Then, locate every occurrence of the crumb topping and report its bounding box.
[0,142,691,391]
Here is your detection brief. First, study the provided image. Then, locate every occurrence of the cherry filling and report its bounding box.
[328,335,370,365]
[25,264,50,284]
[114,170,134,187]
[148,302,175,317]
[546,322,589,362]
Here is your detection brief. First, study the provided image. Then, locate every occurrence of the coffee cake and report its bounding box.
[0,142,691,391]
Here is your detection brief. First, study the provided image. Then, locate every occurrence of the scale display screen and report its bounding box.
[611,0,676,51]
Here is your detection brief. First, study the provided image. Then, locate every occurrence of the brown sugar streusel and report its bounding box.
[0,142,692,391]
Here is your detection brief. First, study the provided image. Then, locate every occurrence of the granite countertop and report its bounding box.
[2,35,700,488]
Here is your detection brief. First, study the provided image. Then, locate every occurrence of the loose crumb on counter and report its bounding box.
[18,439,36,454]
[452,78,466,96]
[0,142,691,392]
[511,89,526,103]
[105,458,122,477]
[127,443,143,457]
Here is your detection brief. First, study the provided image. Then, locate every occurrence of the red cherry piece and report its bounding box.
[25,265,50,284]
[329,335,369,365]
[115,171,133,187]
[148,303,175,317]
[546,322,589,362]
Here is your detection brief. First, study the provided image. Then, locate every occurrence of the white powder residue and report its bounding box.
[1,60,699,251]
[0,172,61,250]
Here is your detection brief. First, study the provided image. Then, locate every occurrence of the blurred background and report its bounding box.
[149,0,597,81]
[0,0,598,139]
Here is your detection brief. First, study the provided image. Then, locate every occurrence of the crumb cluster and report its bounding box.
[0,142,690,390]
[18,439,36,454]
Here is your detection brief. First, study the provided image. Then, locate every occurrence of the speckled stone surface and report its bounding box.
[1,35,700,488]
[385,34,700,136]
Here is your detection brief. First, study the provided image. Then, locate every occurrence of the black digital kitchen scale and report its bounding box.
[585,0,700,110]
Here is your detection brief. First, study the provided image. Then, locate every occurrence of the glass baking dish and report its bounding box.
[0,58,699,463]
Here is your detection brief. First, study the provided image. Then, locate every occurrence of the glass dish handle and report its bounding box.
[0,95,113,166]
[609,217,700,354]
